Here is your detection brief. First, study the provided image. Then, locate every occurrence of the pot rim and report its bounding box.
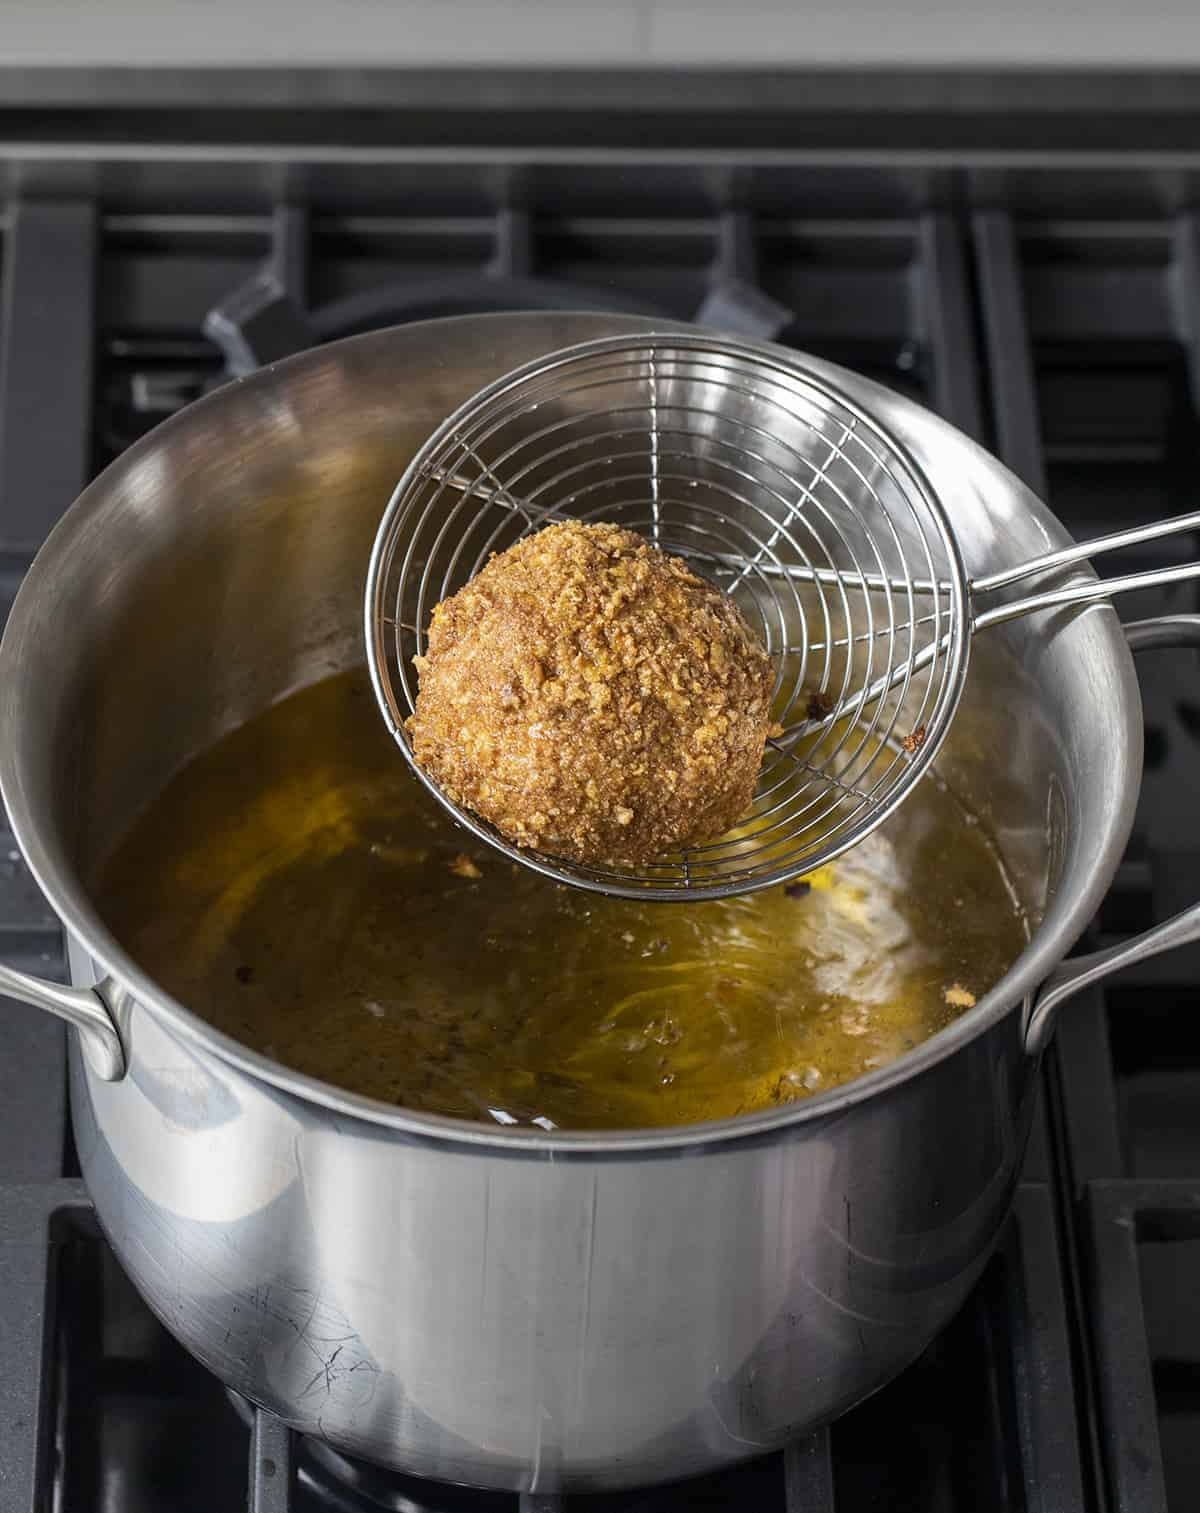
[0,314,1142,1155]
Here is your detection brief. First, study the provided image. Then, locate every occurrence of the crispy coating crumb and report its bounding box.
[902,724,927,755]
[447,853,482,880]
[943,983,976,1009]
[407,520,775,865]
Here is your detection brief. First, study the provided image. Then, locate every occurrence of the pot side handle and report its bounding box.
[0,963,126,1080]
[1025,614,1200,1056]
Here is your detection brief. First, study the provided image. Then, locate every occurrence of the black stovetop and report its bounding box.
[2,84,1200,1512]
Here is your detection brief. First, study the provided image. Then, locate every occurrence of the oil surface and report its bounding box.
[98,669,1028,1130]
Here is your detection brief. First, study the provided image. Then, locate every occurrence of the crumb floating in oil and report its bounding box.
[96,669,1029,1132]
[942,983,977,1009]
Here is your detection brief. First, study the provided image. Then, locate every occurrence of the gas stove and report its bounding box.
[2,74,1200,1512]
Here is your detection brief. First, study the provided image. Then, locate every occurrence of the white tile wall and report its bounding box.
[3,0,1200,68]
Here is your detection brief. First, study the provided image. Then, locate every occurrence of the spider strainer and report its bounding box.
[365,332,1200,901]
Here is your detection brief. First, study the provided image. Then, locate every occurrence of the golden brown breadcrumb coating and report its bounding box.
[407,520,775,866]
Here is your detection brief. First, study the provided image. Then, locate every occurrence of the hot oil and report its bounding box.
[97,669,1028,1130]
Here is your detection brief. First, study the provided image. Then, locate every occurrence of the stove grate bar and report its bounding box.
[1082,1179,1200,1513]
[0,199,97,553]
[918,211,985,443]
[0,1181,90,1513]
[972,209,1047,497]
[784,1427,835,1511]
[250,1407,295,1512]
[1004,1184,1090,1513]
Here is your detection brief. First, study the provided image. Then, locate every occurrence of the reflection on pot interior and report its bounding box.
[98,668,1028,1130]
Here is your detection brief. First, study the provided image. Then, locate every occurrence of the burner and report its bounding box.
[300,1439,516,1513]
[226,1391,523,1512]
[222,1387,781,1512]
[202,268,671,378]
[200,207,797,381]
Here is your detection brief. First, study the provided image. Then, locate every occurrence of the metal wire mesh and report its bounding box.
[365,334,969,900]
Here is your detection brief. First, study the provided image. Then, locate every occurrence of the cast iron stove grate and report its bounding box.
[4,96,1200,1511]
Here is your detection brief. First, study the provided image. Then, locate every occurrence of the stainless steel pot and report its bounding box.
[1,312,1198,1494]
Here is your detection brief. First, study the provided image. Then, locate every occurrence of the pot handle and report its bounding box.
[1025,614,1200,1055]
[0,963,126,1080]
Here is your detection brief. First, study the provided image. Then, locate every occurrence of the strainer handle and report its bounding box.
[975,509,1200,595]
[975,560,1200,632]
[1024,614,1200,1055]
[792,550,1200,741]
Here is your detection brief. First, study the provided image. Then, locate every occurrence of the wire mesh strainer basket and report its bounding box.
[365,333,971,900]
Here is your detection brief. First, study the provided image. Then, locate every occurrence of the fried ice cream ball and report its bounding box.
[407,520,776,866]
